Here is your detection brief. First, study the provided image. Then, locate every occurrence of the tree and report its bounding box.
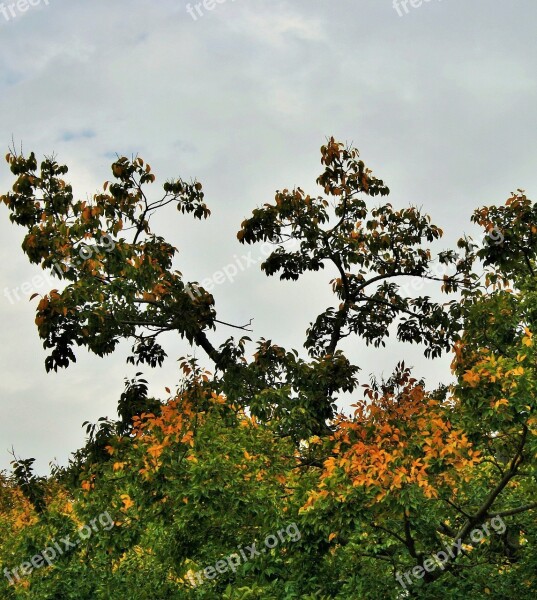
[1,138,471,432]
[1,139,536,599]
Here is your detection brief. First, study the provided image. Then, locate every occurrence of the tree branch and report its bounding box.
[486,501,537,519]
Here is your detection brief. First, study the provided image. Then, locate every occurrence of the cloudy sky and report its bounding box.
[0,0,536,473]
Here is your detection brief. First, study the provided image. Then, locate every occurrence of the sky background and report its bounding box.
[0,0,536,473]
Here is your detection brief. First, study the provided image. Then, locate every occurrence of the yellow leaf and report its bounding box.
[120,494,134,511]
[462,370,480,387]
[328,532,337,542]
[147,444,163,459]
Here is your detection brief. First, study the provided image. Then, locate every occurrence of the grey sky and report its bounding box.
[0,0,536,473]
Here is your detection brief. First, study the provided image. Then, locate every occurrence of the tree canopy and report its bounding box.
[1,139,536,599]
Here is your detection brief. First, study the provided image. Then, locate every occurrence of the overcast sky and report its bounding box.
[0,0,536,474]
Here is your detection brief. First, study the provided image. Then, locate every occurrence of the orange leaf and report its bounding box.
[120,494,134,511]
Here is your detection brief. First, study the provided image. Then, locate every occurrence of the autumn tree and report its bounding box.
[1,139,472,434]
[1,140,536,599]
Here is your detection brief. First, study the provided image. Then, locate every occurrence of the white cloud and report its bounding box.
[0,0,536,472]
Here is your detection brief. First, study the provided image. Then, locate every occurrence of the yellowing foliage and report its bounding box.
[302,368,480,511]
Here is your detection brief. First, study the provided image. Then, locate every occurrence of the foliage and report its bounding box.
[1,140,536,598]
